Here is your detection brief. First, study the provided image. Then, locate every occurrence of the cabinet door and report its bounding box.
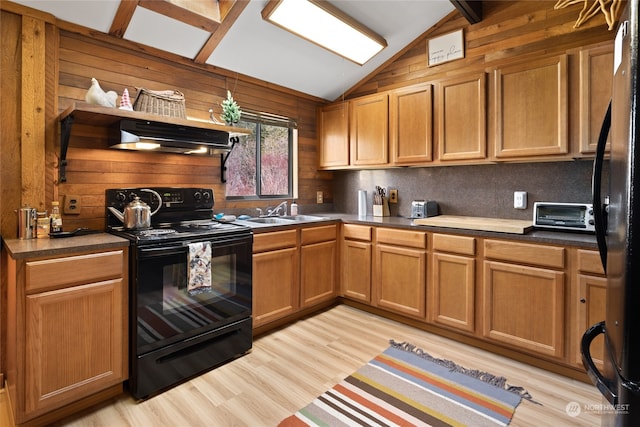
[579,43,613,154]
[252,247,299,327]
[25,279,126,415]
[483,261,565,358]
[437,73,486,162]
[493,55,568,159]
[318,102,349,168]
[301,240,337,307]
[429,253,475,332]
[341,239,372,302]
[576,274,607,371]
[389,83,433,165]
[350,93,388,166]
[375,244,426,318]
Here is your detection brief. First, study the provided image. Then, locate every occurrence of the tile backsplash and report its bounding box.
[332,160,606,220]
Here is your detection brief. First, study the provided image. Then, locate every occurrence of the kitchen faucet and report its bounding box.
[265,201,288,217]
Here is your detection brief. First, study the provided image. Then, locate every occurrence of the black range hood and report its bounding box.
[109,119,234,155]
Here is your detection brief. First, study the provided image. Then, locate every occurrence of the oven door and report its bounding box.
[134,234,252,356]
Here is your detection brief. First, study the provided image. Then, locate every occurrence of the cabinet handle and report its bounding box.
[580,298,586,303]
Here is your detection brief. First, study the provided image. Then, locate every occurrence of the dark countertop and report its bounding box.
[247,212,598,249]
[336,214,598,249]
[3,233,130,259]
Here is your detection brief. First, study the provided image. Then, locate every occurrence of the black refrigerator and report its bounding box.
[583,1,640,426]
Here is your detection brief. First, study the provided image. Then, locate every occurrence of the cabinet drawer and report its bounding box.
[433,234,475,255]
[376,228,426,249]
[577,249,605,275]
[484,239,565,269]
[26,250,124,292]
[343,224,372,241]
[301,225,337,245]
[253,229,297,252]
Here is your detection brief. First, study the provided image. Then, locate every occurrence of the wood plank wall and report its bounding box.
[57,30,332,231]
[347,1,615,99]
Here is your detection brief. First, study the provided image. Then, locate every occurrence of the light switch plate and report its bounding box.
[316,191,323,204]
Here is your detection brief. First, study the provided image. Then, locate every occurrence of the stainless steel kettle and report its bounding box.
[107,188,162,229]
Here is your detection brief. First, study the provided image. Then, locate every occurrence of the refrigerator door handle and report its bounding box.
[581,321,617,405]
[592,100,611,272]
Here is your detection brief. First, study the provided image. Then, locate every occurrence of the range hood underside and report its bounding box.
[110,119,234,155]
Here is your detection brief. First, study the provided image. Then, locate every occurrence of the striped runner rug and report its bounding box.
[279,339,535,427]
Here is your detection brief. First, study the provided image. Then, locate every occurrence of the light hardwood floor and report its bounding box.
[2,305,602,426]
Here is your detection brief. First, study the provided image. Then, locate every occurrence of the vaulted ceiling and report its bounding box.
[10,0,461,101]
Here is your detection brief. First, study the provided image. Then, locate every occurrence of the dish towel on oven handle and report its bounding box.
[187,241,212,295]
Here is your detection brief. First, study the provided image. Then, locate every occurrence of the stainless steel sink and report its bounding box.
[244,217,296,224]
[280,215,328,221]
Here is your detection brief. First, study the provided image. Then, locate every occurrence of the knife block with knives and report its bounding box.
[373,186,390,217]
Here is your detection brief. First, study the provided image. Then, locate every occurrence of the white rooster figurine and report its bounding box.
[85,78,118,108]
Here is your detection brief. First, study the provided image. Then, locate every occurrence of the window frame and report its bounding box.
[225,111,298,201]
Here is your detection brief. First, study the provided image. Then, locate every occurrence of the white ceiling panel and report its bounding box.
[207,0,455,100]
[124,7,211,59]
[10,0,119,33]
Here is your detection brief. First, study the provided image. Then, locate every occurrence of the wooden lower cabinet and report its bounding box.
[6,247,128,425]
[573,249,607,371]
[482,239,566,358]
[300,225,338,307]
[428,234,476,332]
[374,228,426,318]
[252,230,299,328]
[341,224,372,303]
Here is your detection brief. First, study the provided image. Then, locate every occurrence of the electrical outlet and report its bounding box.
[514,191,527,209]
[316,191,323,204]
[389,189,398,204]
[63,194,81,214]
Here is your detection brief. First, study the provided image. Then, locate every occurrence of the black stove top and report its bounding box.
[105,187,251,245]
[109,220,251,245]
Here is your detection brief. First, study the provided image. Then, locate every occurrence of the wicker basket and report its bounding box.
[132,87,186,118]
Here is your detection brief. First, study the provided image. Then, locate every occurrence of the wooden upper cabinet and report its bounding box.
[493,54,568,159]
[437,73,486,162]
[579,42,613,154]
[350,93,389,166]
[389,83,433,165]
[318,102,349,168]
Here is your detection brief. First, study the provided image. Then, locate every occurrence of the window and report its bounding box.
[225,111,297,199]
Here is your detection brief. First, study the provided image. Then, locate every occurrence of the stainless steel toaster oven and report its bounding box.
[533,202,595,232]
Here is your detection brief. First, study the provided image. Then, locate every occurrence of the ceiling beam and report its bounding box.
[109,0,139,38]
[450,0,482,24]
[194,0,250,64]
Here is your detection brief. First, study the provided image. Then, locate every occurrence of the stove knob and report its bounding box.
[129,192,138,201]
[116,192,127,202]
[194,191,202,201]
[202,191,211,201]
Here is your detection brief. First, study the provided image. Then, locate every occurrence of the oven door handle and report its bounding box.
[138,244,187,258]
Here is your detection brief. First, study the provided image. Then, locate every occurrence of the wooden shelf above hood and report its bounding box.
[59,102,250,135]
[58,102,250,182]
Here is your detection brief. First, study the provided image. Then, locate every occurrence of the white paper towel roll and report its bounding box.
[358,190,367,217]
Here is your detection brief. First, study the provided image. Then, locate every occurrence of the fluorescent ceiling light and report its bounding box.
[262,0,387,65]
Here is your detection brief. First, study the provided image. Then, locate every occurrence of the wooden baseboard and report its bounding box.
[9,384,123,427]
[253,299,338,337]
[338,298,592,384]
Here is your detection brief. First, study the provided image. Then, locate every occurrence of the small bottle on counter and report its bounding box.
[50,201,63,233]
[36,211,50,238]
[290,200,298,217]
